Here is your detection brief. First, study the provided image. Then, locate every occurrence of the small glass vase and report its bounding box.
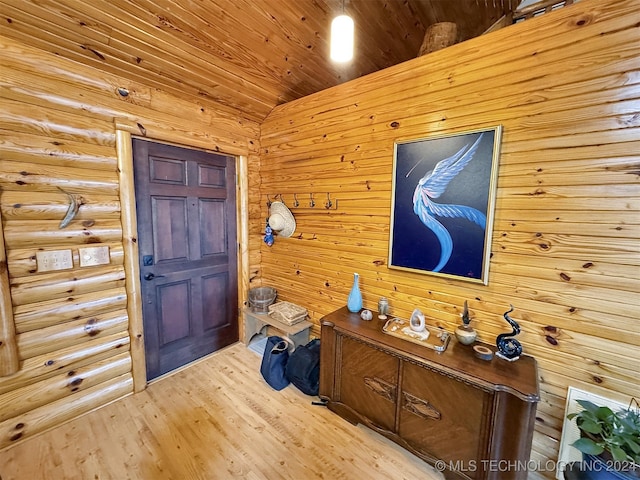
[377,297,389,320]
[347,273,363,313]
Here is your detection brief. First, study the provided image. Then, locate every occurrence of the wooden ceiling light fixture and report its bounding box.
[330,0,354,62]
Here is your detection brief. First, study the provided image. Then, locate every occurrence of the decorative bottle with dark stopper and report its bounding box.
[347,273,363,313]
[455,300,477,345]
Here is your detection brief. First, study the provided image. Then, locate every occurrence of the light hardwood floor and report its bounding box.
[0,343,444,480]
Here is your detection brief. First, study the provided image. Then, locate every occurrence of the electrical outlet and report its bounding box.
[36,249,74,272]
[79,246,110,267]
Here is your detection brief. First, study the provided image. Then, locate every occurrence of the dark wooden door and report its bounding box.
[132,139,238,381]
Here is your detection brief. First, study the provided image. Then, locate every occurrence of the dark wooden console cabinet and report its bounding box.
[319,307,540,480]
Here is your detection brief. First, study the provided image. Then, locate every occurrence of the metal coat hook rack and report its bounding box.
[266,193,286,208]
[265,192,338,210]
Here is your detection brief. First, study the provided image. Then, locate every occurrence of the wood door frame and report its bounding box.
[115,120,249,392]
[0,214,19,377]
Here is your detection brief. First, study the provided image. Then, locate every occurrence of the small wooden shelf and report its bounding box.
[243,308,312,348]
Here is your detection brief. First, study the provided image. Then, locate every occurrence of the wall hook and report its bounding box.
[325,193,333,209]
[58,187,85,229]
[309,192,315,208]
[293,193,299,207]
[266,194,273,208]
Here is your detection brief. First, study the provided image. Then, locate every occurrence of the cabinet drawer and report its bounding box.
[399,361,491,478]
[338,336,399,432]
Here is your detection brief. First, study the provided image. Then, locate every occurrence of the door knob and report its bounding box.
[144,273,165,281]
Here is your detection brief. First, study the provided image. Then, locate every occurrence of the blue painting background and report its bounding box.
[390,130,496,280]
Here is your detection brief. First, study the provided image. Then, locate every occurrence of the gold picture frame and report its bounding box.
[388,126,502,285]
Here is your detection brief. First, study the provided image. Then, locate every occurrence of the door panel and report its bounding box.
[158,281,191,344]
[200,200,226,256]
[399,361,490,478]
[202,273,229,331]
[133,139,238,381]
[199,163,226,186]
[153,196,189,262]
[338,336,399,432]
[150,156,185,184]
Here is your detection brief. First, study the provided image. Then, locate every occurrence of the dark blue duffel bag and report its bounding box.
[260,336,290,391]
[285,339,321,396]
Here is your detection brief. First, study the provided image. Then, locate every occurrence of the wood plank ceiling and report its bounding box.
[0,0,520,123]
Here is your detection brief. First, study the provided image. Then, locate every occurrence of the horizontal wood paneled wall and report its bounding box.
[259,0,640,476]
[0,35,260,450]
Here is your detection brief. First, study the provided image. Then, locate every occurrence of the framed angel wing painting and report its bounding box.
[389,126,502,284]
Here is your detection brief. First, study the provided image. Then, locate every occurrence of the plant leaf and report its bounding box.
[572,437,604,455]
[596,406,615,421]
[610,445,628,462]
[576,400,601,414]
[619,414,640,433]
[576,410,599,425]
[578,418,603,435]
[623,437,640,455]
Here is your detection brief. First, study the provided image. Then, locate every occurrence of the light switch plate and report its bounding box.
[36,249,74,272]
[79,246,110,267]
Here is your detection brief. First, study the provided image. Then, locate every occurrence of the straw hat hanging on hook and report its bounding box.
[268,201,296,238]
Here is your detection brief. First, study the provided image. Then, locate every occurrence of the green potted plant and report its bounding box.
[567,398,640,479]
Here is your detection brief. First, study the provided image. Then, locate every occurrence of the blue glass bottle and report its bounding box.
[347,272,363,312]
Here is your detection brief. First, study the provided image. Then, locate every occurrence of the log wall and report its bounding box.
[259,0,640,477]
[0,35,260,449]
